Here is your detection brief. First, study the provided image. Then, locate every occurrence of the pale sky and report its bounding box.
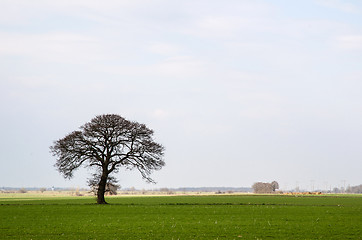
[1,0,362,191]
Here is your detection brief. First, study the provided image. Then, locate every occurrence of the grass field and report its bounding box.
[0,194,361,239]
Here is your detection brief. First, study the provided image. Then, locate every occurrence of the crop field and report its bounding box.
[0,194,361,239]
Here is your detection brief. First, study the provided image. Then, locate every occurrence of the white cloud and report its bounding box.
[334,35,362,50]
[150,56,207,77]
[181,15,273,40]
[148,43,183,56]
[192,16,243,38]
[315,0,359,13]
[98,55,208,79]
[0,31,107,64]
[232,93,283,120]
[151,109,169,119]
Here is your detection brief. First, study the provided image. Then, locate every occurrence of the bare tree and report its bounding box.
[50,114,165,204]
[271,181,279,191]
[252,181,279,194]
[18,188,27,193]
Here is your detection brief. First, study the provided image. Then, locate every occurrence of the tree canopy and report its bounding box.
[50,114,165,204]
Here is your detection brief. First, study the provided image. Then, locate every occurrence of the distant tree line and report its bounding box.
[168,187,252,192]
[346,184,362,194]
[252,181,279,193]
[328,184,362,194]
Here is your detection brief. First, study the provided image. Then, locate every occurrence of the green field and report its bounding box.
[1,194,361,239]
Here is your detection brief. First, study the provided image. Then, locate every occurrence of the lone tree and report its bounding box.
[50,114,165,204]
[271,181,279,192]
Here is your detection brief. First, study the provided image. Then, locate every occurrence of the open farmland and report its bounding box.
[0,194,361,239]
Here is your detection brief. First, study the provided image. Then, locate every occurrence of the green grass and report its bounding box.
[1,194,361,239]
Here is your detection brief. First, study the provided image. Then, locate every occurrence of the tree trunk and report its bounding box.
[97,171,108,204]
